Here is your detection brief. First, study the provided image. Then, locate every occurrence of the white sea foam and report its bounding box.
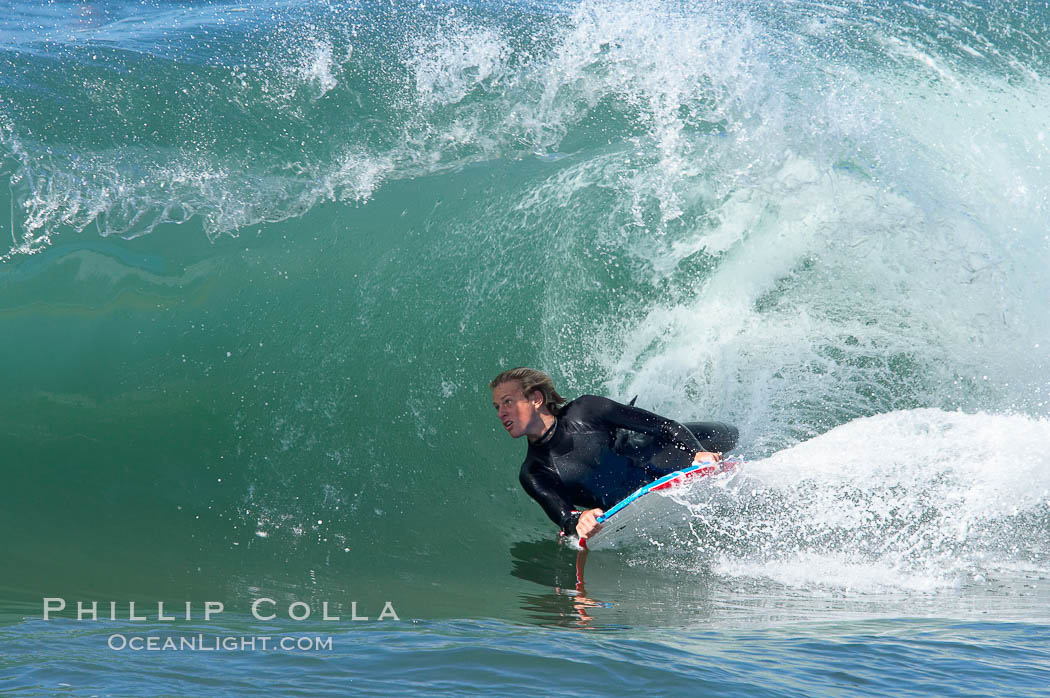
[405,19,508,108]
[666,409,1050,592]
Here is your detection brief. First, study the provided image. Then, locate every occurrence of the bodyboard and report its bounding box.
[578,459,739,550]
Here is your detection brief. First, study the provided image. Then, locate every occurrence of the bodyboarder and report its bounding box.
[491,367,732,541]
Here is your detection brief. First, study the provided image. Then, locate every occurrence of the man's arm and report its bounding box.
[588,394,702,449]
[584,395,712,473]
[519,465,582,537]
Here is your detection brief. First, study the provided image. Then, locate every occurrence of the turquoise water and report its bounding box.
[3,0,1050,694]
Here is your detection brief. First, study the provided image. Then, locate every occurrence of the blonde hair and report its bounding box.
[489,367,566,415]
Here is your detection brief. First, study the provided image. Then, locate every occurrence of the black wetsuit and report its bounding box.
[518,395,704,536]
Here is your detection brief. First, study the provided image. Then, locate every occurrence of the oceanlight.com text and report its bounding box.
[108,634,334,652]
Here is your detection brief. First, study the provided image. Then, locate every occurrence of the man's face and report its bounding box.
[492,381,540,439]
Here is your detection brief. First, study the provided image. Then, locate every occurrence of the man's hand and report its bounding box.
[576,508,604,540]
[693,451,722,465]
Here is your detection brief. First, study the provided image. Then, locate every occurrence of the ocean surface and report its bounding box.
[2,0,1050,694]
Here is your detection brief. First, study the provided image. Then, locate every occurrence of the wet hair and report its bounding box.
[489,367,567,415]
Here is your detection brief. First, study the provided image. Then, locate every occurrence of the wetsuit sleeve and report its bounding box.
[519,464,581,536]
[582,394,703,470]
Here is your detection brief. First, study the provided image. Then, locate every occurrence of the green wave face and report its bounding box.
[2,0,1049,614]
